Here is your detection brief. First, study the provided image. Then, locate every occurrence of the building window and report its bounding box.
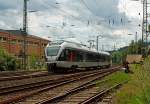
[42,56,45,58]
[0,36,7,42]
[27,41,30,45]
[42,43,47,47]
[33,42,38,46]
[3,37,7,41]
[28,41,33,45]
[18,40,23,44]
[0,37,2,41]
[11,39,17,44]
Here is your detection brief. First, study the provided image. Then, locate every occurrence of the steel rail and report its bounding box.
[0,68,107,94]
[0,66,120,95]
[80,81,128,104]
[0,72,49,81]
[0,70,45,76]
[36,69,119,104]
[0,67,120,104]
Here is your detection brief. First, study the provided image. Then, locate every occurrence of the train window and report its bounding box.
[58,49,66,61]
[106,55,110,61]
[50,40,64,45]
[46,46,60,56]
[99,54,105,62]
[66,49,71,61]
[65,49,69,55]
[76,52,83,62]
[86,54,89,61]
[86,53,93,62]
[103,55,106,62]
[59,49,72,61]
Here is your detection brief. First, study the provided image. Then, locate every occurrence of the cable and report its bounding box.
[43,0,85,22]
[80,0,92,13]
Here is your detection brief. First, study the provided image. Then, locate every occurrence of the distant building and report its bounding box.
[0,29,50,68]
[126,54,143,64]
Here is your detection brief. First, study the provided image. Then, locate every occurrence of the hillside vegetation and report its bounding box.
[113,56,150,104]
[112,40,145,64]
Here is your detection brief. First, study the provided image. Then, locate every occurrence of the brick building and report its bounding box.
[0,29,49,68]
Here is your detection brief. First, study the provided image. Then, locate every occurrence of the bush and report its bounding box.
[0,48,16,71]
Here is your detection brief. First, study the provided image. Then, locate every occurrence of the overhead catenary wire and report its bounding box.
[29,0,113,28]
[79,0,109,26]
[43,0,88,23]
[27,0,130,47]
[29,0,86,25]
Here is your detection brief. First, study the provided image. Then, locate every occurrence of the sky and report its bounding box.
[0,0,143,51]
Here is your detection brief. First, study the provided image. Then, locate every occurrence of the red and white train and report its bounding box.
[45,40,111,72]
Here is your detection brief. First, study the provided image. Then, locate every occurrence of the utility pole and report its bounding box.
[142,0,150,46]
[141,0,150,55]
[114,44,116,51]
[135,32,138,54]
[96,36,98,51]
[102,44,104,51]
[96,35,102,51]
[135,32,138,43]
[22,0,28,70]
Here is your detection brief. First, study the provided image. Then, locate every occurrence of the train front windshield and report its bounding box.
[46,46,60,56]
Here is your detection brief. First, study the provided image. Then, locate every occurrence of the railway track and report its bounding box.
[0,71,94,92]
[0,71,49,81]
[36,73,127,104]
[0,66,121,104]
[0,70,46,77]
[80,81,128,104]
[0,68,112,94]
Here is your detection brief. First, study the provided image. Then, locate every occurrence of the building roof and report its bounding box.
[0,29,49,41]
[7,30,23,36]
[0,29,8,33]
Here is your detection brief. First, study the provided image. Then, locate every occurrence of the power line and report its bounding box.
[42,0,105,27]
[80,0,93,13]
[42,0,86,22]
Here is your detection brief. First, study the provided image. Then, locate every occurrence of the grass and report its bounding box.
[94,70,130,93]
[112,56,150,104]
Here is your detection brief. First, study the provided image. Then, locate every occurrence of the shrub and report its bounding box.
[0,48,16,71]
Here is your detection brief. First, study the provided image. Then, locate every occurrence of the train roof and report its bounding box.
[98,51,110,55]
[47,40,110,56]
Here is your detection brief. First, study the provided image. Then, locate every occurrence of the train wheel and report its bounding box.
[71,65,78,72]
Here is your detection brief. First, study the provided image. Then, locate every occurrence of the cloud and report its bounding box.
[0,0,22,10]
[0,0,143,50]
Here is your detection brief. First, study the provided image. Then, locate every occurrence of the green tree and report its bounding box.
[112,51,126,64]
[0,48,16,71]
[111,40,143,64]
[127,40,135,54]
[29,53,38,69]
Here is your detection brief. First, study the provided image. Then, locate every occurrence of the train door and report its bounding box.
[69,50,76,62]
[58,49,67,61]
[60,48,75,62]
